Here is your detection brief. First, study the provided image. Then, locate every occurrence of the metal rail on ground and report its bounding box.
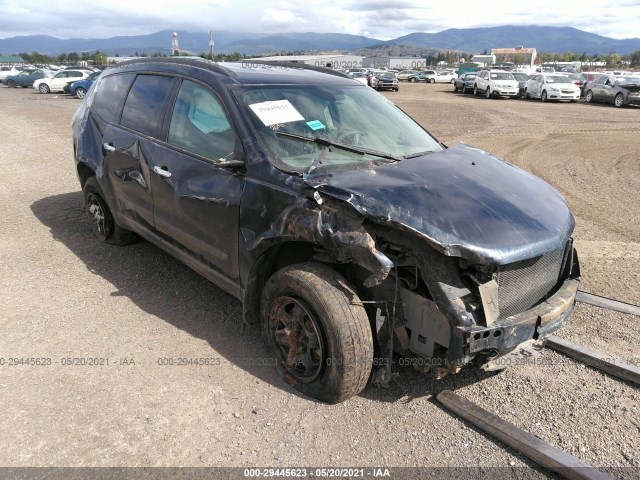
[437,390,612,480]
[545,335,640,386]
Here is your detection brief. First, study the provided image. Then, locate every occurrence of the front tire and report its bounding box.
[614,93,624,108]
[75,87,87,99]
[485,87,491,99]
[409,77,416,83]
[541,90,548,102]
[6,80,16,88]
[83,177,137,245]
[585,90,593,103]
[261,263,374,403]
[39,83,50,94]
[453,83,458,92]
[473,85,479,96]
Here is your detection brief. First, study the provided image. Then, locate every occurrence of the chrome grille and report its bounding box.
[496,248,564,318]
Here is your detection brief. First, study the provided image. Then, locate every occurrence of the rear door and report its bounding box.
[99,73,176,231]
[149,78,244,278]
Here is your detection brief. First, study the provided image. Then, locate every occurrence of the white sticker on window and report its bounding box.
[248,100,304,126]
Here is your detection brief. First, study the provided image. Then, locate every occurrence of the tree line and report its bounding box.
[8,50,247,65]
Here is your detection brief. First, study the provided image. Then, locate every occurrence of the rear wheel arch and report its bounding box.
[77,163,96,190]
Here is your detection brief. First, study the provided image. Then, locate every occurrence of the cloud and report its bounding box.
[0,0,637,40]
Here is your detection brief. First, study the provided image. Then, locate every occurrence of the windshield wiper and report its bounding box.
[275,131,401,169]
[403,150,437,159]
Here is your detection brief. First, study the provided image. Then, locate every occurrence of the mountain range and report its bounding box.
[1,26,639,57]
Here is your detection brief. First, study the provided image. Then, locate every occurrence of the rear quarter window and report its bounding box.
[91,73,135,123]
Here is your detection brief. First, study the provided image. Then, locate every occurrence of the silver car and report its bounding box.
[584,75,640,107]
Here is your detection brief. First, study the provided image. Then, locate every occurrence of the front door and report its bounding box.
[150,78,244,278]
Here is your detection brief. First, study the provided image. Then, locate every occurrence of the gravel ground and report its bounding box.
[0,82,638,478]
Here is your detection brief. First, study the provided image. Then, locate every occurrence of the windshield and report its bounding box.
[490,73,515,80]
[233,84,443,173]
[512,73,528,81]
[546,75,572,83]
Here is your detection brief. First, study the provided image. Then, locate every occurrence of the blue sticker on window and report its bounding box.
[306,120,325,130]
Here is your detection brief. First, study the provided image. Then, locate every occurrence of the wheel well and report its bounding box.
[77,163,95,189]
[243,242,319,325]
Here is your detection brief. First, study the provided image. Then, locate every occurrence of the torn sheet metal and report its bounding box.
[244,196,393,287]
[304,143,575,267]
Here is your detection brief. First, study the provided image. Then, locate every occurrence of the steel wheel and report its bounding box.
[261,263,373,403]
[269,296,324,383]
[39,83,50,94]
[75,87,86,99]
[614,93,624,108]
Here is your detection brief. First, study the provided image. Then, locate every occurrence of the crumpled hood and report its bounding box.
[304,143,574,266]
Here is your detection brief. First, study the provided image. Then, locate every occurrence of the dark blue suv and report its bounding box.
[72,58,580,403]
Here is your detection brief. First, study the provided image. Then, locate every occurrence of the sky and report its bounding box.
[1,0,639,40]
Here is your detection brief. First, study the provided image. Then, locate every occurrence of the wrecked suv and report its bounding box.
[72,58,580,403]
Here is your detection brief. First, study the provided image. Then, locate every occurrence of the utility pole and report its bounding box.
[209,31,215,61]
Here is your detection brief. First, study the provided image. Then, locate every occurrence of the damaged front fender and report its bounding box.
[243,195,393,287]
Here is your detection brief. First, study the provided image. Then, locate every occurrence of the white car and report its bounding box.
[0,65,21,83]
[347,71,369,86]
[524,73,580,102]
[33,69,90,94]
[473,70,520,98]
[397,70,420,81]
[425,71,457,83]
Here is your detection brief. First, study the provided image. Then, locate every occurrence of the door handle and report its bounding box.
[153,166,172,178]
[102,143,115,153]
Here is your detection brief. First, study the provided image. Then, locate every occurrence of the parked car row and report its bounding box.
[452,69,640,107]
[3,67,101,99]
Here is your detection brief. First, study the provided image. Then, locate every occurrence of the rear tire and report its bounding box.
[6,80,16,88]
[83,177,137,245]
[261,262,374,403]
[409,77,416,83]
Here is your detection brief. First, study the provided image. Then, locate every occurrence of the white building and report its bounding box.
[246,54,364,69]
[470,55,496,67]
[362,57,428,70]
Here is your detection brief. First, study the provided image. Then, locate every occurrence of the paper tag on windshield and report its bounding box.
[249,100,304,126]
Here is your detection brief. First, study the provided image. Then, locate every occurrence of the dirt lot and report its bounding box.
[0,82,638,477]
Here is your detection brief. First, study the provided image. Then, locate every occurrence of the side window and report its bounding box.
[92,73,135,123]
[70,71,83,78]
[167,80,238,163]
[120,75,175,137]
